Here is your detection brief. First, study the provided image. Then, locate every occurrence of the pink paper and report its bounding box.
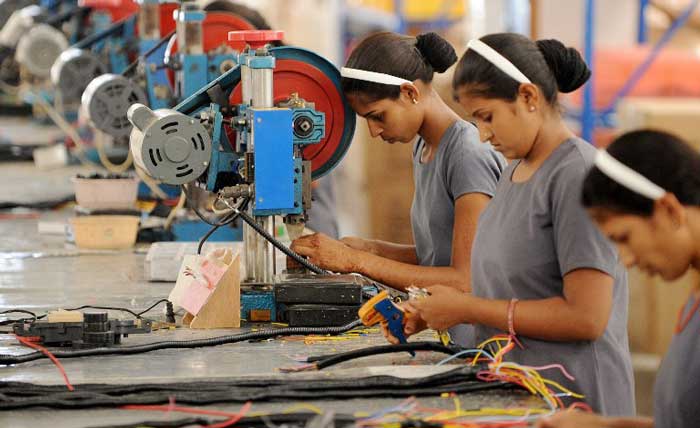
[180,279,213,315]
[199,259,227,287]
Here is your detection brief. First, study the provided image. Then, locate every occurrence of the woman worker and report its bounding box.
[291,32,505,299]
[392,33,635,416]
[536,130,700,427]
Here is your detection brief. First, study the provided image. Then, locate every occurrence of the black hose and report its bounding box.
[90,413,358,428]
[121,30,176,77]
[308,342,464,369]
[0,366,507,410]
[90,418,210,428]
[45,6,91,27]
[235,208,328,275]
[0,320,362,365]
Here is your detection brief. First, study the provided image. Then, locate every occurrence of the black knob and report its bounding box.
[84,312,108,323]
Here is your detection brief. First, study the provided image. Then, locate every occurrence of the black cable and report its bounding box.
[0,320,362,365]
[235,208,328,275]
[90,418,210,428]
[181,185,241,227]
[197,213,235,255]
[63,305,140,319]
[0,300,174,327]
[89,413,358,428]
[196,197,249,255]
[135,299,171,318]
[121,30,176,77]
[0,310,37,326]
[0,309,37,319]
[0,366,507,410]
[305,342,464,370]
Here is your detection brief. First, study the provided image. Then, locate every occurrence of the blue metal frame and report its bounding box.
[581,0,595,143]
[638,0,650,43]
[579,0,700,142]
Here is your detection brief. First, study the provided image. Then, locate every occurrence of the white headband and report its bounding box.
[340,67,412,86]
[467,39,531,84]
[594,149,666,201]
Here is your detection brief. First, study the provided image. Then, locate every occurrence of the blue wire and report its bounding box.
[435,349,497,366]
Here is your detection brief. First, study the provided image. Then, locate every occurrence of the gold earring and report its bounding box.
[412,98,418,104]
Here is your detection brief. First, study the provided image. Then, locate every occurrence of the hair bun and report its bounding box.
[415,32,457,73]
[535,39,590,93]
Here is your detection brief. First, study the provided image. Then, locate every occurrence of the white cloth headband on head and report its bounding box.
[467,39,531,84]
[340,67,412,86]
[595,149,666,201]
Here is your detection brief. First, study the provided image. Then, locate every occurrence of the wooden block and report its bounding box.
[188,253,241,329]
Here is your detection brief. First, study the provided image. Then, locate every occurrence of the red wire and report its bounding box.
[568,401,593,412]
[203,401,252,428]
[15,334,74,391]
[122,401,253,427]
[122,403,246,417]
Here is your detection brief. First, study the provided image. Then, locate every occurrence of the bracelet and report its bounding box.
[508,298,519,337]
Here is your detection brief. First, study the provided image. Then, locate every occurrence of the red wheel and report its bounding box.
[79,0,139,22]
[158,2,179,36]
[164,12,256,88]
[229,58,349,179]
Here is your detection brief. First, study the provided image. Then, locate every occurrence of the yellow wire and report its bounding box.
[282,403,323,415]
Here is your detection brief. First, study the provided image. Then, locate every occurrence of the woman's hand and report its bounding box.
[380,301,427,344]
[290,233,359,273]
[410,285,472,331]
[340,236,377,255]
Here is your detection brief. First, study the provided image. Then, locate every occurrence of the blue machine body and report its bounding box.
[141,38,173,110]
[240,289,276,322]
[251,109,297,216]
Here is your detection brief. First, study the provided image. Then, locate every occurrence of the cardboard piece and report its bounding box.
[618,98,700,152]
[171,248,241,329]
[627,267,699,356]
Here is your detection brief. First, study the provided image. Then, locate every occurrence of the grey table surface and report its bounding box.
[0,162,543,427]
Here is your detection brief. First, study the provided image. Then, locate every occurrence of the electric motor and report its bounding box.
[15,23,68,78]
[128,103,212,185]
[82,73,148,139]
[51,48,107,104]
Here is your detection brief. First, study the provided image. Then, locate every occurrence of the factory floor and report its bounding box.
[0,160,542,427]
[0,118,660,423]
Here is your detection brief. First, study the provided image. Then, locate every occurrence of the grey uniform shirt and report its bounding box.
[470,139,635,416]
[307,175,339,238]
[654,294,700,428]
[411,120,505,346]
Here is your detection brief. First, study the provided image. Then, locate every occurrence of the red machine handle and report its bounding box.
[228,30,284,49]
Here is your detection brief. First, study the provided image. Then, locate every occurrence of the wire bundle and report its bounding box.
[0,366,507,410]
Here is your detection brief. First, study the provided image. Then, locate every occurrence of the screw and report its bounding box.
[189,119,195,125]
[203,161,208,166]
